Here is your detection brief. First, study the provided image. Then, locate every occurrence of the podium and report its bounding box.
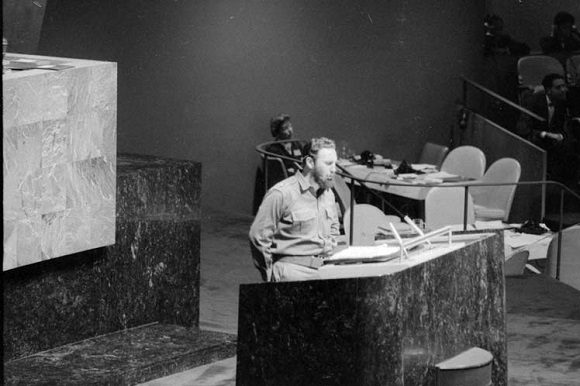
[236,232,507,386]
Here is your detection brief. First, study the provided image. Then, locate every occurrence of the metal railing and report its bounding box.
[338,167,580,280]
[255,140,580,279]
[459,76,549,218]
[256,139,305,193]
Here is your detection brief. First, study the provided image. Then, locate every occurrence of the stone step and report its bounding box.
[4,323,237,385]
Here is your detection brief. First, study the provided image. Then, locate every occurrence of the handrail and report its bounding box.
[460,77,549,218]
[255,142,578,280]
[256,139,305,193]
[256,139,306,168]
[256,140,408,218]
[460,76,546,122]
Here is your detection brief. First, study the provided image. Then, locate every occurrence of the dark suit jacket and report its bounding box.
[518,91,568,151]
[540,33,580,55]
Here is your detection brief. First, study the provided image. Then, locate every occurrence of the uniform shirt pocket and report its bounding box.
[291,208,317,234]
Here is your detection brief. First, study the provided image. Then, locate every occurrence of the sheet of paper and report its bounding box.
[475,220,507,229]
[504,230,550,249]
[423,171,458,179]
[411,163,436,171]
[328,244,400,260]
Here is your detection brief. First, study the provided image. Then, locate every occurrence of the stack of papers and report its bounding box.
[411,164,437,172]
[474,220,510,229]
[423,171,459,180]
[504,231,550,249]
[325,244,400,264]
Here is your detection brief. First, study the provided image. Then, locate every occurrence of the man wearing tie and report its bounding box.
[518,73,578,185]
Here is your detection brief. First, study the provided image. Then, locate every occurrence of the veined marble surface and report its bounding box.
[237,232,507,386]
[3,54,117,270]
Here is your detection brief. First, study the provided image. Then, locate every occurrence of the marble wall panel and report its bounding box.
[3,54,117,270]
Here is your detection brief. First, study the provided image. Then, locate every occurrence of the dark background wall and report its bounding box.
[8,0,489,215]
[486,0,579,52]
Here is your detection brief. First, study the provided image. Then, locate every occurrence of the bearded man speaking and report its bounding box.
[249,137,340,282]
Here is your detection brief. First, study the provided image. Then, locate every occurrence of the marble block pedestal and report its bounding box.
[237,233,507,386]
[3,53,117,270]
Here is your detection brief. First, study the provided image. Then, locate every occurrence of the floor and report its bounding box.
[139,208,580,386]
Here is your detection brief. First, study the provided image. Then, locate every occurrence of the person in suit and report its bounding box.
[540,11,580,65]
[518,73,578,187]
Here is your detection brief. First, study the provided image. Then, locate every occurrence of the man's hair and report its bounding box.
[542,73,565,90]
[303,137,335,163]
[270,114,291,138]
[553,11,575,27]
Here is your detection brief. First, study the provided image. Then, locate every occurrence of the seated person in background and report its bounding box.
[483,14,530,57]
[265,114,305,179]
[253,114,306,215]
[517,73,578,186]
[540,11,580,64]
[249,137,340,282]
[482,14,530,102]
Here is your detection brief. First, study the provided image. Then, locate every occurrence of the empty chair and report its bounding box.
[436,347,493,386]
[343,204,402,246]
[517,55,565,90]
[418,142,449,169]
[470,158,521,222]
[440,146,486,179]
[504,250,530,277]
[565,54,579,86]
[333,173,353,218]
[424,187,475,230]
[546,225,580,291]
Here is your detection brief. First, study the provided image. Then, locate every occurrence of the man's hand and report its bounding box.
[540,131,564,141]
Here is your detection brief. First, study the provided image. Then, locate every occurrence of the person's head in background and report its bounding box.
[542,73,568,103]
[553,12,576,39]
[302,137,337,190]
[270,114,293,141]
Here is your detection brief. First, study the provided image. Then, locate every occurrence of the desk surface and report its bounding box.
[338,160,474,200]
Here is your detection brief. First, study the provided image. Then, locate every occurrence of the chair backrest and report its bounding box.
[333,174,353,217]
[263,155,289,189]
[343,204,389,246]
[565,54,580,86]
[470,158,521,222]
[440,146,486,179]
[419,142,449,168]
[504,250,529,277]
[517,55,565,90]
[424,187,475,230]
[546,224,580,291]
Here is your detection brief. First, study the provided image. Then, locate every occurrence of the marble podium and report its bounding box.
[237,233,507,386]
[3,53,117,270]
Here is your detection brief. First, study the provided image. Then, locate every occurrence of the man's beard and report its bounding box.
[315,173,335,190]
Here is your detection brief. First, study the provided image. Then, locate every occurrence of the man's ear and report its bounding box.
[304,155,314,169]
